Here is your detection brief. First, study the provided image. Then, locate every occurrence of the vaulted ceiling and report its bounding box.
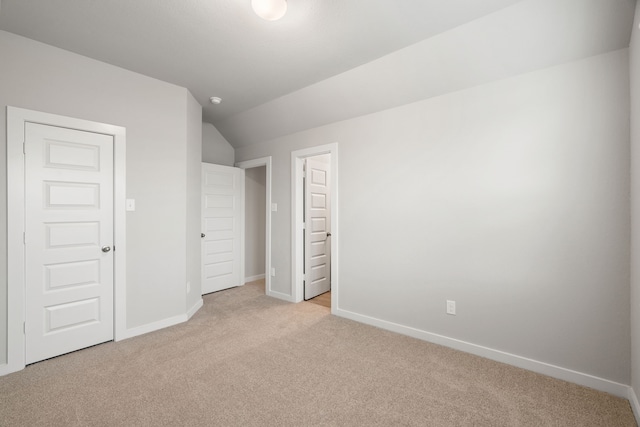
[0,0,635,147]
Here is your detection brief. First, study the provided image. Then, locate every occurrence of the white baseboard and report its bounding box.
[118,313,187,341]
[187,298,203,320]
[1,313,190,375]
[267,289,296,302]
[334,307,630,399]
[0,363,15,377]
[245,274,266,283]
[629,387,640,424]
[1,300,203,376]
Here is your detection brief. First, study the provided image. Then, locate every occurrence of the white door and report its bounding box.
[25,123,114,364]
[202,163,244,294]
[304,157,331,300]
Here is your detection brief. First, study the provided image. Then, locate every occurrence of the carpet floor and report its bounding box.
[0,280,636,426]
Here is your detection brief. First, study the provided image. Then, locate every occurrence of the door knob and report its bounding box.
[102,246,111,253]
[201,233,206,238]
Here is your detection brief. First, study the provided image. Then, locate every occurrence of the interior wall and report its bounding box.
[186,92,203,311]
[630,0,640,405]
[236,49,631,385]
[202,122,234,166]
[0,30,196,364]
[245,166,266,280]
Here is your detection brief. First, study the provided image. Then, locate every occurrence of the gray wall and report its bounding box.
[631,0,640,403]
[0,30,201,364]
[245,166,266,279]
[202,122,234,166]
[236,49,631,384]
[186,93,203,310]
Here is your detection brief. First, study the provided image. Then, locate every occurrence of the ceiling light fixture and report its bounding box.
[210,96,222,105]
[251,0,287,21]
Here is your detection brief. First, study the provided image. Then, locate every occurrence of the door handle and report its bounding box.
[102,246,111,253]
[201,233,206,238]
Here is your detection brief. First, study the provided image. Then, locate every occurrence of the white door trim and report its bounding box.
[236,157,274,298]
[291,144,338,309]
[6,106,126,375]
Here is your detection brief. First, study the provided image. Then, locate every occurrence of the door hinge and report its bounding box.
[23,322,26,334]
[22,141,26,155]
[23,232,25,244]
[302,222,306,230]
[302,274,306,280]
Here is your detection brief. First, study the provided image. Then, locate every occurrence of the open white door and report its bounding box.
[304,157,331,300]
[201,163,244,294]
[25,123,114,364]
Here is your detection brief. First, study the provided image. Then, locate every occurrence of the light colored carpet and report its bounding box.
[308,290,331,308]
[0,280,636,426]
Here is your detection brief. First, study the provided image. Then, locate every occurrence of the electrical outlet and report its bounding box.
[271,267,276,277]
[446,300,456,315]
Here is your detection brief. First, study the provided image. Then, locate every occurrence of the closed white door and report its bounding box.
[304,157,331,300]
[202,163,244,294]
[25,123,114,364]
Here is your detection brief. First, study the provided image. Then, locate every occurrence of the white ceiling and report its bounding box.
[0,2,523,129]
[0,0,635,147]
[217,0,637,147]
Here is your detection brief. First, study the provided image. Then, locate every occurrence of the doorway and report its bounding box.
[236,157,274,298]
[244,166,266,284]
[291,143,338,310]
[303,154,331,302]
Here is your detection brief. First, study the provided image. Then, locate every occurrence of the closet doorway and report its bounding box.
[236,157,273,297]
[303,154,332,303]
[291,143,339,311]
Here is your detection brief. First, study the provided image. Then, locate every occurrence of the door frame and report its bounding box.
[5,107,127,375]
[291,143,338,309]
[236,157,274,297]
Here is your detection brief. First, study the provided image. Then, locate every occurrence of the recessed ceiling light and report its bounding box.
[251,0,287,21]
[210,97,222,105]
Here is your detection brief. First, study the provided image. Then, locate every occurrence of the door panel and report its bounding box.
[25,123,114,364]
[201,163,244,294]
[45,259,100,290]
[304,157,331,300]
[45,298,100,332]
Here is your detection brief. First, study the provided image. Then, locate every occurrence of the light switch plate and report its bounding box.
[126,199,136,211]
[271,203,278,212]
